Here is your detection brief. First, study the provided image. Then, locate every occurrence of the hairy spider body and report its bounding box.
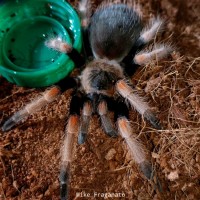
[81,60,123,94]
[2,1,173,199]
[90,4,142,61]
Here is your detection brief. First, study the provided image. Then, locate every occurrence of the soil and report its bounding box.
[0,0,199,200]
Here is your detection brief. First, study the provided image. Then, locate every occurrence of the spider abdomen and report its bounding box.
[90,4,142,61]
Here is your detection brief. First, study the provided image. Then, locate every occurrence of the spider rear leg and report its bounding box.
[78,99,93,144]
[60,92,82,200]
[78,0,91,29]
[45,37,85,68]
[78,0,93,58]
[123,18,172,76]
[45,4,91,65]
[134,44,173,66]
[133,17,172,66]
[123,43,172,77]
[138,17,163,47]
[116,79,162,129]
[115,99,152,179]
[97,95,118,137]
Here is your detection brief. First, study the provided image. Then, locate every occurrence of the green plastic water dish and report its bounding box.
[0,0,82,87]
[2,16,72,72]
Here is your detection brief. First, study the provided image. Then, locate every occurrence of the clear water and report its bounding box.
[4,17,68,70]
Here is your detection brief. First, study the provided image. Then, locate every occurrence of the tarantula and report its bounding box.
[2,0,172,199]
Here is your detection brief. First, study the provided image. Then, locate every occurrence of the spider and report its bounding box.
[2,0,172,199]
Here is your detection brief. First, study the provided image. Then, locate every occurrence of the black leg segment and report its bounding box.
[143,110,163,130]
[67,48,85,68]
[114,97,129,121]
[56,77,79,93]
[59,91,83,200]
[69,91,83,116]
[115,98,153,179]
[60,166,70,200]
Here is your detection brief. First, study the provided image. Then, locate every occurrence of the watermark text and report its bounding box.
[76,191,126,199]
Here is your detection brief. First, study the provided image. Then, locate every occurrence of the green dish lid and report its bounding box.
[0,0,82,87]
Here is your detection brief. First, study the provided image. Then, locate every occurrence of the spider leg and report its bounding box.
[2,77,78,131]
[78,0,91,29]
[78,98,93,144]
[115,98,152,179]
[2,86,60,131]
[122,17,167,76]
[60,92,82,200]
[116,79,162,129]
[134,44,173,66]
[97,95,118,137]
[78,0,93,57]
[49,1,92,62]
[123,43,172,76]
[138,17,163,47]
[45,37,85,68]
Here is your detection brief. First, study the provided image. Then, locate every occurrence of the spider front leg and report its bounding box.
[97,95,118,137]
[2,77,78,131]
[2,86,60,131]
[78,98,93,144]
[60,92,83,200]
[116,79,162,130]
[114,98,152,179]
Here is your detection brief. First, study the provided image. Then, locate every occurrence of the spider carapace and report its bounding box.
[2,1,172,199]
